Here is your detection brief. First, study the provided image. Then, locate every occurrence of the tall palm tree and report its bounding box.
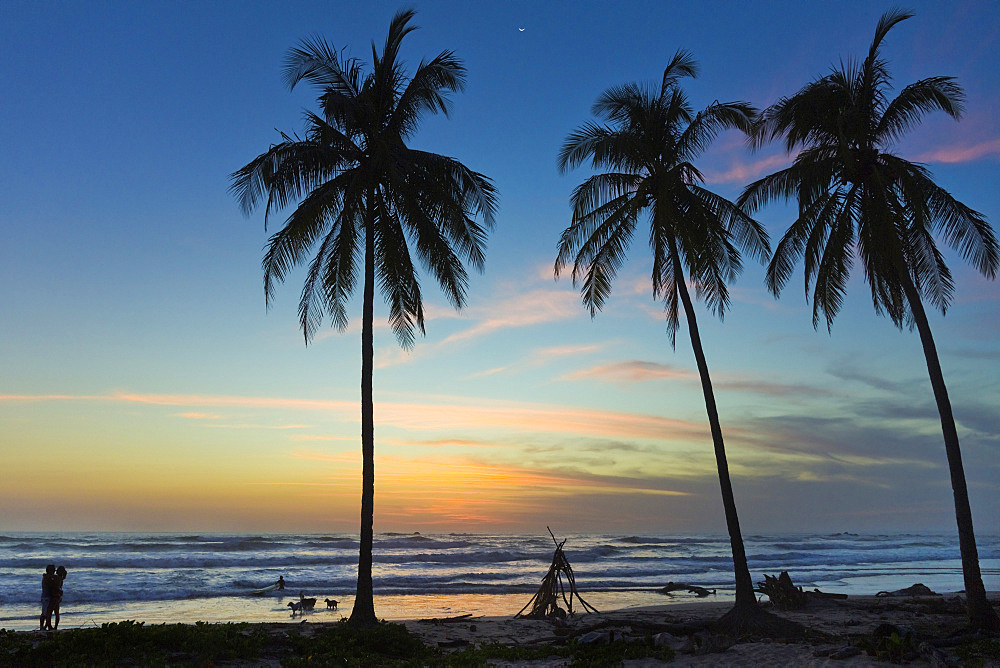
[556,51,777,630]
[230,10,498,626]
[740,9,999,631]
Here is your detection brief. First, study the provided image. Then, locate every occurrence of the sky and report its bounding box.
[1,0,998,536]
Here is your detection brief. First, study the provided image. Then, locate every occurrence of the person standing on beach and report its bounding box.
[39,564,55,630]
[49,566,67,629]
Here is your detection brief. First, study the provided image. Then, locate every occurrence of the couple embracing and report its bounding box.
[40,564,67,630]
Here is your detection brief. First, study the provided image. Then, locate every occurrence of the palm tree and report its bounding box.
[230,10,498,626]
[740,9,999,631]
[556,51,780,631]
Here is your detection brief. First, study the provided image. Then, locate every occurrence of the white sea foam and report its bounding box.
[1,532,997,631]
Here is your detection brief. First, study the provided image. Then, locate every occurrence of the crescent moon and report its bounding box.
[518,28,525,31]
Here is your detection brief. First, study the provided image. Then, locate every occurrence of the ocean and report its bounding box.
[2,532,998,631]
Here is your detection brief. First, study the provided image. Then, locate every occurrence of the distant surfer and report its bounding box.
[249,575,286,596]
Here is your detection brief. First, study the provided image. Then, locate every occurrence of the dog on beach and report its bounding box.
[325,598,338,610]
[287,600,303,617]
[298,591,317,610]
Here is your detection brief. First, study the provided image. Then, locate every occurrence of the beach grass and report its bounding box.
[0,619,675,667]
[0,620,271,667]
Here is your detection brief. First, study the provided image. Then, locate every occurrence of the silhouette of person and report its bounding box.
[39,564,55,630]
[277,576,285,590]
[49,566,67,629]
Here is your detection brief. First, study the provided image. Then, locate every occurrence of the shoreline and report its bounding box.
[6,592,999,666]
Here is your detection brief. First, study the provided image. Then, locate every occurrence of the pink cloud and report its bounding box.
[3,390,711,442]
[465,365,509,378]
[563,360,697,383]
[561,359,829,398]
[703,153,794,184]
[111,392,356,412]
[911,138,1000,164]
[536,343,603,358]
[0,394,102,402]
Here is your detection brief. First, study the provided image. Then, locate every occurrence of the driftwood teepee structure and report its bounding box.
[515,528,598,619]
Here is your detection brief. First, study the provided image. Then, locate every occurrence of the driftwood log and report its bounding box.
[658,582,716,597]
[756,572,808,609]
[418,613,475,624]
[756,571,848,609]
[875,583,940,597]
[809,588,848,600]
[515,528,599,619]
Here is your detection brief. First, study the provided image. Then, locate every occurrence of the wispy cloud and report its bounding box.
[912,138,1000,164]
[207,423,311,430]
[465,365,510,378]
[536,343,604,358]
[372,286,585,369]
[111,392,357,412]
[713,379,832,397]
[562,360,696,383]
[466,343,605,378]
[826,364,906,392]
[438,288,581,346]
[2,391,711,442]
[174,412,220,420]
[702,153,794,184]
[0,394,103,402]
[561,360,829,397]
[303,451,693,497]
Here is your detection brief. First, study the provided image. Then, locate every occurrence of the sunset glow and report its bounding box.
[1,0,997,535]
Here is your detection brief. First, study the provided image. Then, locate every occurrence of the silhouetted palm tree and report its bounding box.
[231,10,498,626]
[556,52,777,630]
[740,9,999,631]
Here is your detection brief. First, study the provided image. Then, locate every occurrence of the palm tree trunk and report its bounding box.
[349,207,379,626]
[674,262,757,611]
[897,266,999,631]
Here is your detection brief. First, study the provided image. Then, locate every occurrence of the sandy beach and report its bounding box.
[11,590,994,666]
[394,592,999,666]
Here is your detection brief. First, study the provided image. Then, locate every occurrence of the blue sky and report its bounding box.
[1,0,998,534]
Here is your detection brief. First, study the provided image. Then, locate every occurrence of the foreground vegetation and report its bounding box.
[0,619,673,667]
[4,617,998,666]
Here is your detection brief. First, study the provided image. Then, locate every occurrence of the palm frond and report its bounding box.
[262,171,355,306]
[592,82,649,125]
[868,8,913,63]
[659,49,699,96]
[883,155,998,278]
[689,184,770,263]
[284,35,364,100]
[751,75,847,151]
[810,201,856,330]
[560,67,768,330]
[390,50,466,138]
[373,194,424,348]
[905,222,955,314]
[381,8,419,75]
[677,101,756,161]
[297,205,360,343]
[236,9,494,349]
[558,123,646,173]
[876,77,965,145]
